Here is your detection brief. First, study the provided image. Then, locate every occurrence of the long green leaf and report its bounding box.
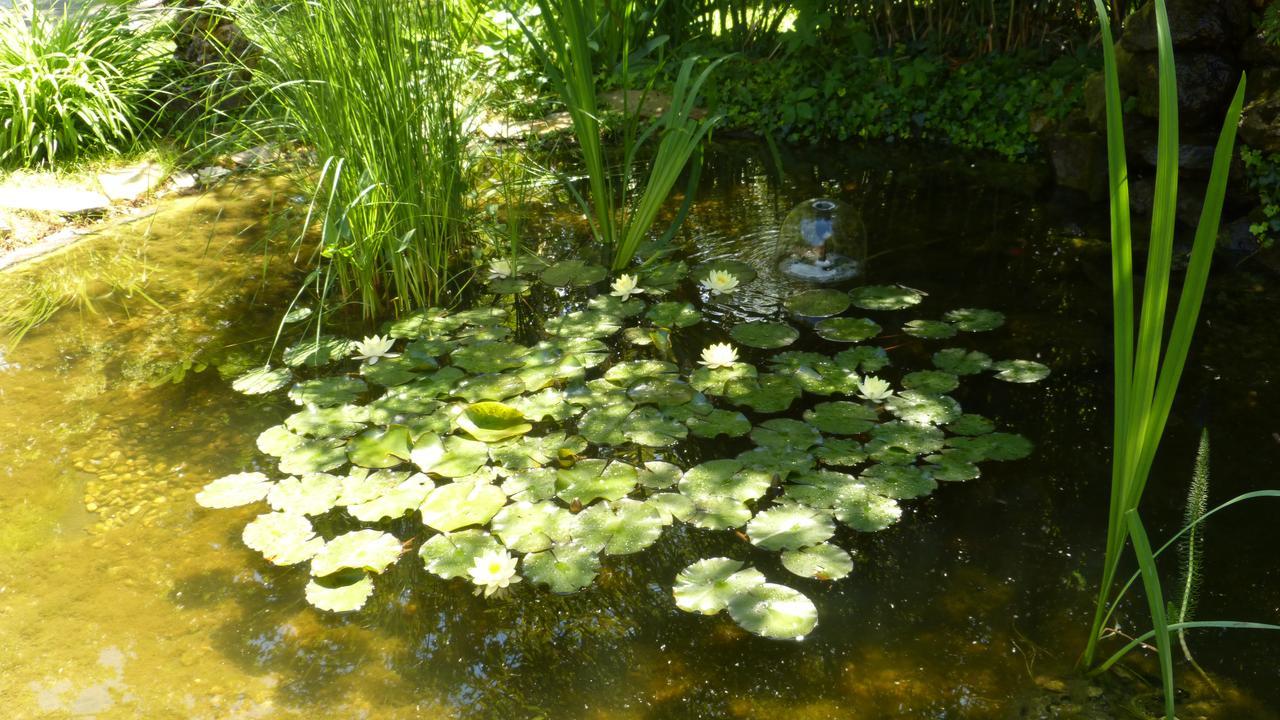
[1094,620,1280,675]
[1125,509,1175,720]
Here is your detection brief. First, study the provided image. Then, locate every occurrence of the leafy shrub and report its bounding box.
[0,2,166,168]
[1240,147,1280,249]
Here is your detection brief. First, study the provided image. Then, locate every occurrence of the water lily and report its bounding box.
[489,259,514,279]
[468,548,521,597]
[857,375,894,402]
[610,273,644,301]
[700,270,740,295]
[353,334,397,364]
[698,342,738,369]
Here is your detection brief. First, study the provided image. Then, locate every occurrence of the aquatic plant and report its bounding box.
[236,0,474,318]
[0,1,167,168]
[203,253,1048,638]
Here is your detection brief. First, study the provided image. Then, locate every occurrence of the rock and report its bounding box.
[1240,91,1280,153]
[1241,30,1280,68]
[1122,50,1238,125]
[195,166,231,185]
[1120,0,1250,54]
[0,185,109,215]
[228,144,277,168]
[95,160,167,203]
[1046,131,1109,199]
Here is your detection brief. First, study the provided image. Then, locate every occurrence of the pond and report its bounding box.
[0,142,1276,719]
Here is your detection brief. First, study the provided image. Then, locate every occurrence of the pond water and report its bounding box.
[0,143,1276,719]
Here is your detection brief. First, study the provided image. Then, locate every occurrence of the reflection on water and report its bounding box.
[0,144,1277,719]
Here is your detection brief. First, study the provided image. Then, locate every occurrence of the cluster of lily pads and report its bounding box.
[201,254,1048,640]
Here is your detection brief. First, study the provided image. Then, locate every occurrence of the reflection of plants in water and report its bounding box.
[201,256,1048,639]
[0,246,161,349]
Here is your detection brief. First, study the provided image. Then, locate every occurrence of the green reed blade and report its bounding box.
[1125,509,1175,719]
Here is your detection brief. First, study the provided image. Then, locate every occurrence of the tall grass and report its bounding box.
[524,0,722,270]
[235,0,474,319]
[1081,0,1246,672]
[0,1,167,169]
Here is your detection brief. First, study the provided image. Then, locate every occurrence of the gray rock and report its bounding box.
[1120,0,1250,54]
[0,186,109,215]
[1240,92,1280,154]
[1046,131,1109,200]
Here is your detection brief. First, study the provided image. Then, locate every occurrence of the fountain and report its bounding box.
[775,198,865,283]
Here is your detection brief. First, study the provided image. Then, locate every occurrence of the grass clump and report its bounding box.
[0,1,167,169]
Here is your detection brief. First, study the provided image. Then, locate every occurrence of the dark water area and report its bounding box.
[0,141,1275,719]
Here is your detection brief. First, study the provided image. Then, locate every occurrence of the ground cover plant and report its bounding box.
[202,257,1049,639]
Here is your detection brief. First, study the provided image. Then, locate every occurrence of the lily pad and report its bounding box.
[623,406,688,447]
[278,437,348,475]
[285,405,369,439]
[359,356,422,387]
[902,370,960,394]
[647,492,696,524]
[637,461,683,489]
[689,363,757,395]
[925,452,982,482]
[687,496,753,530]
[848,285,924,311]
[903,319,958,340]
[267,472,343,516]
[511,388,578,422]
[431,436,491,477]
[751,418,822,451]
[860,463,937,499]
[578,402,635,446]
[729,321,799,349]
[686,409,751,439]
[814,438,868,467]
[305,574,375,612]
[727,582,818,640]
[233,366,291,395]
[780,543,853,581]
[834,346,891,373]
[457,402,533,443]
[785,289,850,318]
[736,447,815,479]
[490,500,573,553]
[347,425,413,468]
[814,317,881,343]
[746,504,835,550]
[832,488,903,532]
[541,259,607,287]
[946,432,1033,461]
[803,401,878,435]
[945,307,1005,331]
[604,360,679,386]
[672,558,766,615]
[588,294,645,318]
[452,373,526,402]
[522,543,601,593]
[451,341,528,373]
[556,459,637,505]
[884,391,962,426]
[627,379,695,407]
[242,511,324,565]
[992,359,1051,384]
[196,472,272,508]
[419,529,505,579]
[545,310,621,339]
[645,301,702,329]
[419,479,507,532]
[932,348,992,375]
[283,336,354,368]
[725,374,801,413]
[694,259,758,285]
[571,498,664,555]
[500,467,558,501]
[679,460,768,503]
[348,476,434,522]
[946,413,995,436]
[310,529,403,576]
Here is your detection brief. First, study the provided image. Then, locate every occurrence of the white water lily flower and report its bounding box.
[489,259,514,279]
[353,334,397,364]
[468,548,521,597]
[610,273,643,301]
[857,375,894,402]
[700,270,740,295]
[698,342,738,370]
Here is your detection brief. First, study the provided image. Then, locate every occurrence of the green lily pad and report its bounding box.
[627,379,695,407]
[451,341,528,373]
[867,421,946,461]
[833,346,891,373]
[232,366,291,395]
[404,337,454,366]
[785,289,850,318]
[571,498,664,555]
[242,512,324,566]
[925,452,982,482]
[814,438,868,467]
[832,488,903,532]
[693,259,758,284]
[729,321,799,349]
[686,409,752,439]
[587,294,645,318]
[689,363,758,395]
[623,406,688,447]
[348,476,434,522]
[946,413,995,436]
[457,402,533,443]
[283,335,354,368]
[946,432,1033,461]
[556,459,637,505]
[500,467,558,501]
[522,543,601,593]
[679,460,769,502]
[490,500,574,553]
[687,496,753,530]
[781,470,862,509]
[578,401,636,446]
[884,391,962,426]
[419,479,508,532]
[751,418,822,451]
[932,348,992,375]
[781,543,853,581]
[278,437,348,475]
[727,582,818,640]
[945,307,1005,331]
[604,360,679,386]
[746,504,835,550]
[196,472,272,508]
[267,472,343,516]
[803,401,878,435]
[360,355,423,387]
[725,374,801,413]
[419,529,505,579]
[310,529,403,576]
[903,319,958,340]
[859,464,937,499]
[452,372,526,402]
[640,259,691,291]
[386,307,454,339]
[902,370,960,394]
[488,433,585,472]
[992,359,1051,383]
[304,574,375,612]
[647,492,696,524]
[672,558,766,615]
[736,447,815,479]
[637,461,683,489]
[541,259,607,287]
[645,301,702,329]
[814,317,881,343]
[848,285,924,311]
[487,276,531,295]
[347,425,413,468]
[283,306,312,324]
[768,353,857,396]
[285,405,369,439]
[511,388,578,423]
[546,310,622,339]
[336,469,408,506]
[430,436,491,477]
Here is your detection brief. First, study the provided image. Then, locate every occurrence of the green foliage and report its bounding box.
[0,1,166,168]
[1239,146,1280,249]
[708,49,1089,158]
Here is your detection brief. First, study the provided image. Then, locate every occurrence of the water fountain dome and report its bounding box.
[775,198,865,283]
